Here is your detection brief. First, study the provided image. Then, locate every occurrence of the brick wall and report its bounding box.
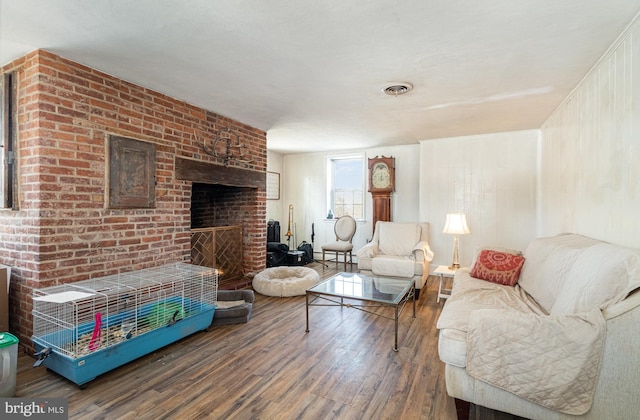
[0,50,267,348]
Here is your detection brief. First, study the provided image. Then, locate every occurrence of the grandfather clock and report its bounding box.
[368,155,395,228]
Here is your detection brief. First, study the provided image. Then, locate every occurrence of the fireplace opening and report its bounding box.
[191,183,256,229]
[190,182,259,289]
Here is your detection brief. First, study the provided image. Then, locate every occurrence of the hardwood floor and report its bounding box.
[14,263,521,419]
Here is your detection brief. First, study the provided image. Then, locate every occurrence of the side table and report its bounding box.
[434,265,456,303]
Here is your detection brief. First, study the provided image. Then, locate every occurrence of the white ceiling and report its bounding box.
[2,1,640,154]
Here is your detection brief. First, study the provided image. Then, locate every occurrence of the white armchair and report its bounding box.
[356,221,434,299]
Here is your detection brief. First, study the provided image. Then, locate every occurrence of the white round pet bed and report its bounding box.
[253,266,320,297]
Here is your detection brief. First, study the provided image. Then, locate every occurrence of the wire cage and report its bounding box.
[31,263,217,386]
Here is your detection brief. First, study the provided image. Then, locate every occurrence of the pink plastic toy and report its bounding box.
[88,312,102,351]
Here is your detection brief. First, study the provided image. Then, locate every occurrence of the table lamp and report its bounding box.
[443,213,470,270]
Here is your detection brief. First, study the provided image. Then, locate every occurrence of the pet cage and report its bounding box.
[32,262,217,387]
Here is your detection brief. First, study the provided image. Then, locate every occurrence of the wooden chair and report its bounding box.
[321,215,357,270]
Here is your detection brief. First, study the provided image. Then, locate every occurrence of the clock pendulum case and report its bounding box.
[368,156,395,228]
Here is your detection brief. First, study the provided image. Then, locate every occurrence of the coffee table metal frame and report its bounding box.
[305,272,416,351]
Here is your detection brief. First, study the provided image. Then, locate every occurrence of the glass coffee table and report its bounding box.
[305,272,415,351]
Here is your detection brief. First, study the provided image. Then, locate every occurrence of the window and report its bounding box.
[0,73,16,209]
[327,155,364,219]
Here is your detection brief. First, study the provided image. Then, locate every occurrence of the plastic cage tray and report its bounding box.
[31,263,217,387]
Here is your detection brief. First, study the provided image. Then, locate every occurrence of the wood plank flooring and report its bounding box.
[14,263,521,419]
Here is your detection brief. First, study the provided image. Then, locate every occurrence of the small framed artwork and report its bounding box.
[109,135,156,208]
[266,171,280,200]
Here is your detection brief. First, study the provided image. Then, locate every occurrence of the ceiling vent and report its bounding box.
[382,82,413,96]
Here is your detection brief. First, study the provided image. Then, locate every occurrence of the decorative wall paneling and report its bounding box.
[539,17,640,248]
[419,131,539,268]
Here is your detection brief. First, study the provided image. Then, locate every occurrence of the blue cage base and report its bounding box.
[33,306,215,388]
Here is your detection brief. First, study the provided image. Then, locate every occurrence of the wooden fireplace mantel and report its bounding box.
[175,157,265,189]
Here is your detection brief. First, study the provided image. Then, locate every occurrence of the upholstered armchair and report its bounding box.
[356,221,433,299]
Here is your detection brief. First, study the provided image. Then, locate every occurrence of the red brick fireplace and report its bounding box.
[0,50,267,349]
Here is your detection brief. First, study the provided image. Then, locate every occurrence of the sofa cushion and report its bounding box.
[371,255,415,278]
[550,243,640,315]
[469,249,525,286]
[378,223,421,256]
[518,234,601,313]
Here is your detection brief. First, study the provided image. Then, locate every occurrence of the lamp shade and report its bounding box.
[442,213,470,235]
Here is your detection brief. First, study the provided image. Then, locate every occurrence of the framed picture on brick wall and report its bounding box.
[108,135,156,208]
[266,171,280,200]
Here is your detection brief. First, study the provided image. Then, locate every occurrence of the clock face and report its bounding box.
[372,163,391,189]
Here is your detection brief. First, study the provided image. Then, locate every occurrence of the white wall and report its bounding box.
[419,131,539,268]
[270,145,421,257]
[539,16,640,249]
[280,150,329,250]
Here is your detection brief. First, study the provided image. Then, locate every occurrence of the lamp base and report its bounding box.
[448,234,461,271]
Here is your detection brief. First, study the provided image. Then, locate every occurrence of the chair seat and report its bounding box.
[321,241,354,252]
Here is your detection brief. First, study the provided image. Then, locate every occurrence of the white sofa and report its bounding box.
[356,221,433,298]
[437,233,640,419]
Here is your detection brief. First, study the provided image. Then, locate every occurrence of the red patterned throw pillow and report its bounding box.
[469,250,525,286]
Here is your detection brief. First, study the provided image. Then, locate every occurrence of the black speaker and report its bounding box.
[267,220,280,243]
